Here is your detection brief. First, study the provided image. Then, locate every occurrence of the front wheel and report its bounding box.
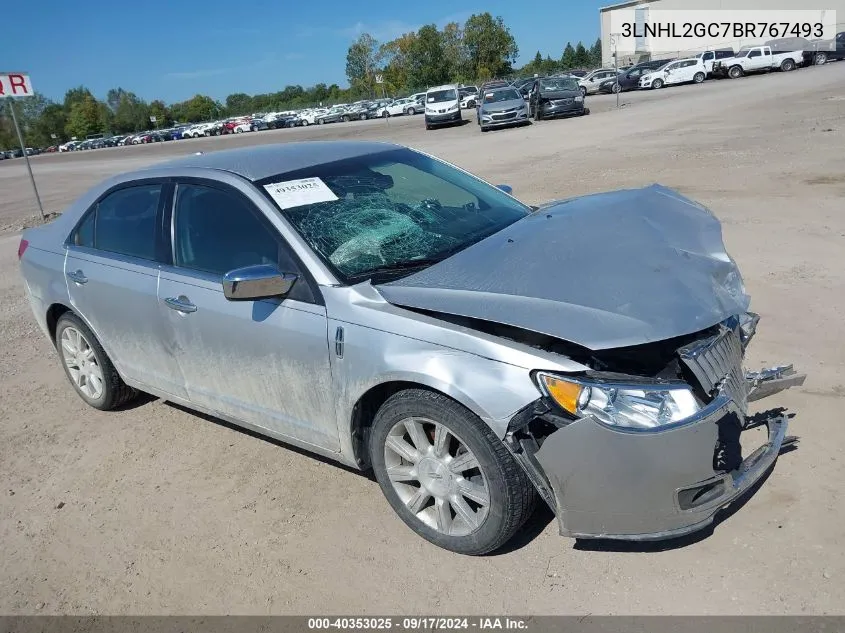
[580,86,587,97]
[652,78,664,89]
[406,107,416,115]
[611,82,621,93]
[369,389,536,555]
[342,115,350,122]
[317,119,324,125]
[693,71,705,83]
[382,110,389,118]
[55,313,137,411]
[728,65,744,79]
[361,113,368,120]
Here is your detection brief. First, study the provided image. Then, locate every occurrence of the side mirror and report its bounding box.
[222,264,297,301]
[496,184,514,194]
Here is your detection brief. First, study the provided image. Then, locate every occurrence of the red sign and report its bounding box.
[0,73,34,98]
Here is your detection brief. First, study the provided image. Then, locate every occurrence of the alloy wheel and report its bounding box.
[60,327,104,400]
[383,417,490,536]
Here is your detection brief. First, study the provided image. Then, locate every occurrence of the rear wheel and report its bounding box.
[407,107,416,115]
[781,58,796,72]
[369,389,535,555]
[55,313,136,411]
[301,119,309,126]
[342,115,351,122]
[693,71,705,83]
[611,82,621,93]
[317,119,324,125]
[382,110,389,118]
[814,51,827,65]
[361,113,368,120]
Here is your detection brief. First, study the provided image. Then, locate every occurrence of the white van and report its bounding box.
[424,84,462,130]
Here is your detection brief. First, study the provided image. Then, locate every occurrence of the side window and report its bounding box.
[748,49,761,58]
[73,184,161,260]
[173,183,298,277]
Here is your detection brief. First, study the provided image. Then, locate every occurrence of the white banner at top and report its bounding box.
[609,9,838,53]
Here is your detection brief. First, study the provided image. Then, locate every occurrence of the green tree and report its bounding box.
[31,103,68,145]
[346,33,380,97]
[380,32,417,93]
[180,94,218,122]
[112,90,150,133]
[407,25,449,90]
[561,42,576,69]
[63,86,95,111]
[441,22,470,82]
[573,41,590,68]
[65,95,103,138]
[589,38,603,67]
[225,92,253,115]
[149,100,171,127]
[463,13,519,80]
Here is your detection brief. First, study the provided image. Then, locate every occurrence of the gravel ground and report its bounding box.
[1,65,844,615]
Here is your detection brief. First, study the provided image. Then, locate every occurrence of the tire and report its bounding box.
[425,124,432,130]
[693,71,705,83]
[814,52,827,65]
[781,58,796,72]
[55,312,136,411]
[611,82,621,93]
[728,65,743,79]
[361,113,368,120]
[235,128,242,133]
[580,86,587,97]
[583,107,590,116]
[480,125,488,133]
[652,78,664,89]
[301,119,309,126]
[407,107,416,115]
[382,110,389,118]
[317,119,324,125]
[342,115,350,122]
[369,389,535,555]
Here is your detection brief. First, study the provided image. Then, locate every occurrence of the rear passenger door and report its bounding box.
[64,181,187,398]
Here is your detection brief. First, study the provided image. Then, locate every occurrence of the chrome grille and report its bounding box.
[679,328,747,412]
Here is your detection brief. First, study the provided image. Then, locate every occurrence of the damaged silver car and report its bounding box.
[18,141,806,554]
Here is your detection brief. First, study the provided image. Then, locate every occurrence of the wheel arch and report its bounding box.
[349,379,501,469]
[46,302,73,347]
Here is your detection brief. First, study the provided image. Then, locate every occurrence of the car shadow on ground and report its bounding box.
[573,408,799,553]
[164,401,374,479]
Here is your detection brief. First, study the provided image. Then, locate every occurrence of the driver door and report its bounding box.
[157,180,339,451]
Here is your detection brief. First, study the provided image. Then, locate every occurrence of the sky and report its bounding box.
[4,0,605,104]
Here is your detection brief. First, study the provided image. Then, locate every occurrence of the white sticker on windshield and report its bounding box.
[264,177,338,209]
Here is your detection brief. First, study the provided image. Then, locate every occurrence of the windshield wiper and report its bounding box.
[347,257,445,284]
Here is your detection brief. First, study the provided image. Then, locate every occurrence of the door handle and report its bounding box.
[164,296,197,313]
[66,269,88,284]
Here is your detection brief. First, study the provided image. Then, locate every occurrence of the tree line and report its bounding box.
[0,12,601,149]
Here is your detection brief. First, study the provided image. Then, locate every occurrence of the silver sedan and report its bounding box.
[19,141,805,554]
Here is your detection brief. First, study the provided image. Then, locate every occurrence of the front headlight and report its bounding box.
[447,104,459,112]
[536,373,701,430]
[574,95,584,102]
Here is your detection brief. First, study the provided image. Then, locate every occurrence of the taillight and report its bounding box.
[17,238,29,260]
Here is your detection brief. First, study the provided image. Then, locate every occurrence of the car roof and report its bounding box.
[156,141,402,181]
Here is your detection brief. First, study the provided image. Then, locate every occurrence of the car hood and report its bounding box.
[377,184,750,351]
[481,98,525,112]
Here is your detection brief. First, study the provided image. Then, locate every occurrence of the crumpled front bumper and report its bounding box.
[513,367,805,540]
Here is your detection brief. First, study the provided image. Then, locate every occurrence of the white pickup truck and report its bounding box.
[712,45,803,78]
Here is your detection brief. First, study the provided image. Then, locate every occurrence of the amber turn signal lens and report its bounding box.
[540,374,583,415]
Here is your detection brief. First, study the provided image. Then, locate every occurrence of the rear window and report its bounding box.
[73,184,162,261]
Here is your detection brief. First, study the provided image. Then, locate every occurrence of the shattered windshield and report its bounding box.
[259,148,530,284]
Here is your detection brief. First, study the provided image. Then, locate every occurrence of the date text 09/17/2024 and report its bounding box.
[307,617,529,630]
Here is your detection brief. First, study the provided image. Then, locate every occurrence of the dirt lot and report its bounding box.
[2,66,844,615]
